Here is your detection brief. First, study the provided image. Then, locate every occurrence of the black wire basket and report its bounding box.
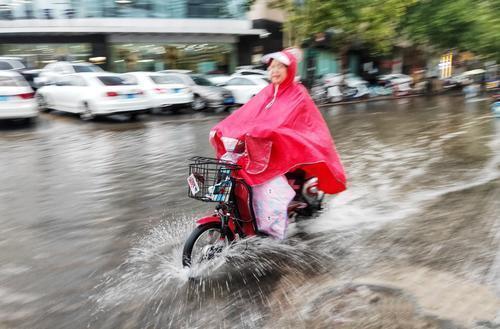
[187,156,241,202]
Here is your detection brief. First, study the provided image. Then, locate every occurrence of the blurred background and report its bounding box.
[0,0,498,104]
[0,1,499,329]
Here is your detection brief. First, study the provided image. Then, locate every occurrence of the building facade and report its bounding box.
[243,0,285,67]
[0,0,267,73]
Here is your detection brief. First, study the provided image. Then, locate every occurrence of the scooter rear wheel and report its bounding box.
[182,222,233,267]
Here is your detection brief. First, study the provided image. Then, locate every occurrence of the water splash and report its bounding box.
[306,114,499,235]
[94,218,192,308]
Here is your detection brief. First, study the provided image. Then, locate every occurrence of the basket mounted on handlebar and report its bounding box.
[187,156,241,202]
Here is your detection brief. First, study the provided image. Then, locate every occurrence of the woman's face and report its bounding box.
[268,60,288,85]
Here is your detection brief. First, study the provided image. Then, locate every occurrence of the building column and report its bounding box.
[90,34,109,70]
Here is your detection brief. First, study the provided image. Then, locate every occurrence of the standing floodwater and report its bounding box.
[0,96,498,328]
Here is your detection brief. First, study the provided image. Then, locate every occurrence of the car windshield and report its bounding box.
[191,75,213,86]
[0,76,29,87]
[0,61,14,70]
[97,76,135,86]
[73,65,102,73]
[150,75,184,85]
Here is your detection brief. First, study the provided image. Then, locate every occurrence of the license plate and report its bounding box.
[126,94,135,99]
[0,96,8,101]
[223,97,234,104]
[187,174,200,195]
[173,88,181,93]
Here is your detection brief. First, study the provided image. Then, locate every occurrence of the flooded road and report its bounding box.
[0,96,499,329]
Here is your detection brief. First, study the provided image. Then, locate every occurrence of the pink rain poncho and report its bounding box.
[209,49,346,195]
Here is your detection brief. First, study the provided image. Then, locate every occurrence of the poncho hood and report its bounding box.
[210,49,346,194]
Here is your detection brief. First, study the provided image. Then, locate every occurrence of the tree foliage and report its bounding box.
[403,0,500,60]
[263,0,416,55]
[245,0,499,60]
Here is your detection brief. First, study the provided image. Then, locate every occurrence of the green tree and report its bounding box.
[256,0,416,55]
[245,0,499,61]
[473,0,500,60]
[402,0,500,60]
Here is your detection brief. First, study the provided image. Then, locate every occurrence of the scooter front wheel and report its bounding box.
[182,222,233,267]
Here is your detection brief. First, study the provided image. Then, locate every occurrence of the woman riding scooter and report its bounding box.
[209,48,347,239]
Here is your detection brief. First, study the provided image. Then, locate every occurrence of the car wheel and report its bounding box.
[36,93,49,112]
[191,95,206,111]
[23,117,36,125]
[129,113,139,121]
[79,102,95,121]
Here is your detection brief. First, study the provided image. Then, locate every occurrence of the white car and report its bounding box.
[36,61,103,86]
[0,57,25,70]
[124,72,193,112]
[36,72,149,120]
[234,69,268,77]
[0,71,38,122]
[206,74,232,86]
[233,68,300,83]
[0,56,42,90]
[220,76,269,105]
[158,72,235,111]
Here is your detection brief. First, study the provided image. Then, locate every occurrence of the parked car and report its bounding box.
[206,74,232,86]
[0,57,25,71]
[0,71,38,122]
[124,72,193,112]
[36,72,149,120]
[0,56,42,90]
[35,61,103,86]
[217,76,269,105]
[234,67,301,83]
[158,71,235,111]
[234,68,268,77]
[159,69,192,74]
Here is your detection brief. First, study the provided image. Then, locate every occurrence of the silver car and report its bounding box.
[158,72,235,111]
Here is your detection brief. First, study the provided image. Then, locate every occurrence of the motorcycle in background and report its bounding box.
[378,74,413,97]
[311,73,370,104]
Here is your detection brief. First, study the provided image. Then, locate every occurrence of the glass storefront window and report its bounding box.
[0,0,246,20]
[0,42,237,73]
[110,43,235,74]
[0,43,92,69]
